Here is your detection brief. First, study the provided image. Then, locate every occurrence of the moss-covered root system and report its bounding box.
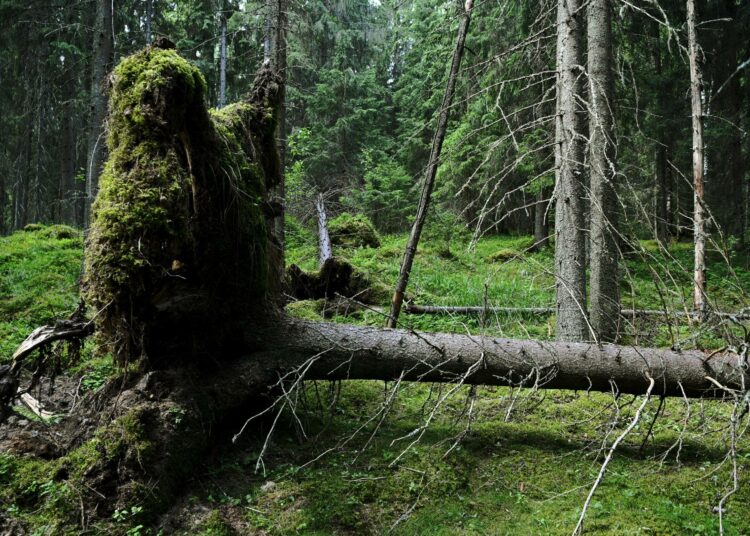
[84,42,283,367]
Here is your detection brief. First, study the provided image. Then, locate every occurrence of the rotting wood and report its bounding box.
[19,393,56,420]
[12,319,93,363]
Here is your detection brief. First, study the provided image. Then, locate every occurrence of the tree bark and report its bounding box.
[652,22,669,246]
[687,0,706,315]
[218,3,228,108]
[145,0,153,45]
[84,0,114,225]
[554,0,588,341]
[387,0,474,328]
[60,66,78,225]
[269,319,744,399]
[264,0,287,272]
[587,0,619,342]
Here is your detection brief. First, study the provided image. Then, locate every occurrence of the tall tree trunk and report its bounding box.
[652,22,669,246]
[84,0,114,225]
[588,0,618,342]
[60,72,77,225]
[218,4,227,108]
[687,0,706,314]
[386,0,474,328]
[145,0,153,44]
[554,0,587,341]
[264,0,287,272]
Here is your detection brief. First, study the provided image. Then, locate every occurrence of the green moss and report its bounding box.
[329,213,381,249]
[197,510,236,535]
[489,248,523,262]
[285,299,325,320]
[83,46,280,365]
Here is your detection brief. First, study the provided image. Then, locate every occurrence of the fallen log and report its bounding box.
[267,319,746,399]
[403,304,750,320]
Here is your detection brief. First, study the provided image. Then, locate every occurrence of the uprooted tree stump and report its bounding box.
[5,44,749,531]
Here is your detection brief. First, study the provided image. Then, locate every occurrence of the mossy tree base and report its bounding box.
[84,41,283,367]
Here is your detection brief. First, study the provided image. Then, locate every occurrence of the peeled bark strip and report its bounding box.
[554,0,588,341]
[588,0,619,342]
[387,0,474,328]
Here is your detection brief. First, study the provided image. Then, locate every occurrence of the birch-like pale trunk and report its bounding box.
[687,0,706,315]
[316,194,332,265]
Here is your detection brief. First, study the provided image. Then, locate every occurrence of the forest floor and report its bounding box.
[2,224,750,534]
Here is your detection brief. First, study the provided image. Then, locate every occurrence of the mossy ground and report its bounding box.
[2,225,750,534]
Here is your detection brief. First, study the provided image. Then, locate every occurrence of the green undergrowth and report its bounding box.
[3,225,750,533]
[0,225,83,361]
[166,380,750,535]
[286,224,750,348]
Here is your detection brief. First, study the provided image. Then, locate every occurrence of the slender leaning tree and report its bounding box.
[687,0,706,315]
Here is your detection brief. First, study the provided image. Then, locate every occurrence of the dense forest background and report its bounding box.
[1,0,747,246]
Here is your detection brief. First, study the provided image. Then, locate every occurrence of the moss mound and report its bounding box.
[83,44,282,366]
[329,213,380,249]
[489,248,523,262]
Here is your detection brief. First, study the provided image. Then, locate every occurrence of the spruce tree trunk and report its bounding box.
[652,22,669,246]
[687,0,706,314]
[387,0,474,328]
[554,0,588,341]
[84,0,114,225]
[218,5,227,108]
[264,0,287,271]
[587,0,619,342]
[145,0,153,44]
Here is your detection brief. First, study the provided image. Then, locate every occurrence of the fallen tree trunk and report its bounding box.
[267,319,745,398]
[403,304,750,320]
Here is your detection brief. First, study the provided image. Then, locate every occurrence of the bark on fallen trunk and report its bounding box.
[403,304,750,320]
[266,319,745,398]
